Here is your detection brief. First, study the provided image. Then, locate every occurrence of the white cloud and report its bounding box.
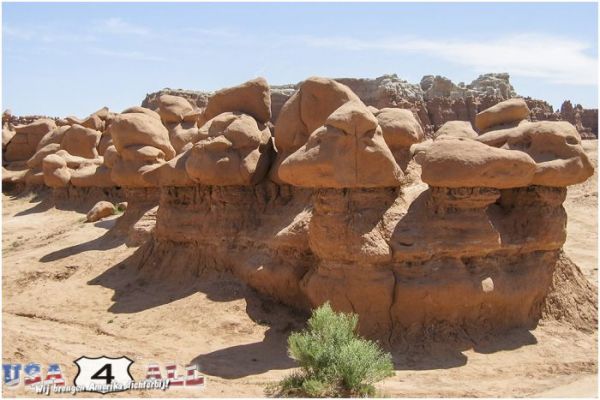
[95,17,150,36]
[4,24,97,43]
[297,33,597,86]
[183,27,239,39]
[88,48,165,62]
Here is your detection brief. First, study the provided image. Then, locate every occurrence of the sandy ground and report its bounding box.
[2,141,598,397]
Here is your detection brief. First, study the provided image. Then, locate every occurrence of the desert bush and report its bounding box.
[269,303,394,397]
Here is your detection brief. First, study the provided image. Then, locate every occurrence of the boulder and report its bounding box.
[5,118,57,161]
[475,98,529,132]
[157,94,196,123]
[121,106,161,120]
[14,118,57,138]
[61,124,101,159]
[185,112,272,185]
[54,149,101,169]
[37,125,69,150]
[275,77,361,155]
[97,134,113,155]
[477,120,594,186]
[66,116,84,125]
[70,164,114,187]
[91,106,110,120]
[417,137,537,188]
[81,114,104,131]
[375,108,424,148]
[86,201,115,222]
[204,77,271,124]
[103,145,119,169]
[434,121,478,140]
[109,113,175,160]
[42,154,71,188]
[164,120,200,154]
[27,143,61,169]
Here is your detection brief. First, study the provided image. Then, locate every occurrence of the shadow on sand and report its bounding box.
[86,242,539,379]
[39,232,125,262]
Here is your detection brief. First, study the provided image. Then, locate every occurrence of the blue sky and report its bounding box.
[3,2,598,117]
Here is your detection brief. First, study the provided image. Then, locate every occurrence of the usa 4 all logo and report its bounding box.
[3,363,65,387]
[74,356,133,394]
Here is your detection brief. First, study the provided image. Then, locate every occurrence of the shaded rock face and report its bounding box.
[141,181,572,342]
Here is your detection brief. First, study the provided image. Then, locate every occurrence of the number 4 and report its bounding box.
[91,364,115,384]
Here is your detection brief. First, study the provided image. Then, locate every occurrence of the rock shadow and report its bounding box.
[14,196,54,216]
[39,231,125,262]
[191,296,306,379]
[88,243,307,378]
[390,326,538,371]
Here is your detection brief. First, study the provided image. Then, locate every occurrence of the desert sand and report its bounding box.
[2,141,597,398]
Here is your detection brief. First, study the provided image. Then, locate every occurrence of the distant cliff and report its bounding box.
[142,73,597,138]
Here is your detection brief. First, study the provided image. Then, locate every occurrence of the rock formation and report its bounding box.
[2,77,596,343]
[142,73,598,138]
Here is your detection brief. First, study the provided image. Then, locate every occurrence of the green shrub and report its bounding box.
[269,303,394,397]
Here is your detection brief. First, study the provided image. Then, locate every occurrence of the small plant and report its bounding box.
[268,303,394,397]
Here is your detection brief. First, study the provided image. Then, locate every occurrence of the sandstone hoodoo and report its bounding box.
[2,77,596,344]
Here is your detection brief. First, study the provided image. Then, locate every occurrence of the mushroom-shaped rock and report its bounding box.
[275,77,361,156]
[477,120,594,186]
[185,112,273,186]
[475,98,530,132]
[157,94,196,123]
[278,101,402,188]
[61,124,101,159]
[109,113,175,160]
[204,78,271,124]
[434,121,479,140]
[418,138,537,188]
[42,154,71,188]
